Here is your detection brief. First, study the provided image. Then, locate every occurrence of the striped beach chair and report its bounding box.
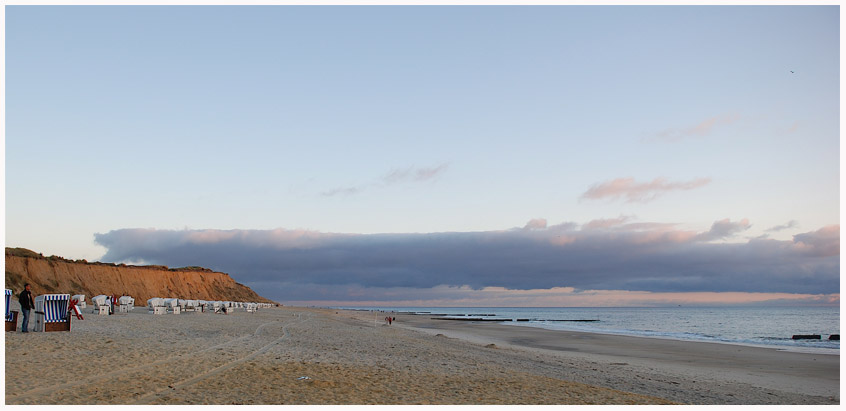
[4,289,11,320]
[5,289,19,332]
[34,294,71,332]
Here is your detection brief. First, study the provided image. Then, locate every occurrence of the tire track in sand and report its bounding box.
[6,319,286,402]
[133,313,309,404]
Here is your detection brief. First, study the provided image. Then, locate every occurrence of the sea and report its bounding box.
[332,306,840,355]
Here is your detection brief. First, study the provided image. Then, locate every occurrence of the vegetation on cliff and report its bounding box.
[5,247,215,272]
[5,247,275,305]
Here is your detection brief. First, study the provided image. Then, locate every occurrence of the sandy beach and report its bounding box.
[4,305,839,405]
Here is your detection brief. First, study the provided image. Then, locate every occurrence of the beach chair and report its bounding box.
[91,295,110,315]
[187,300,200,312]
[72,295,86,309]
[5,289,19,332]
[163,298,180,314]
[197,300,208,313]
[34,294,71,332]
[147,298,167,315]
[212,301,225,314]
[177,299,197,313]
[118,296,134,313]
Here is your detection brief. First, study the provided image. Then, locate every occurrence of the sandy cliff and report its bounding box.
[4,248,275,306]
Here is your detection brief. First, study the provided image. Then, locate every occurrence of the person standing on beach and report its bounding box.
[18,284,35,333]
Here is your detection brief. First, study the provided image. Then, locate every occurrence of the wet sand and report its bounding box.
[387,310,840,404]
[4,305,839,405]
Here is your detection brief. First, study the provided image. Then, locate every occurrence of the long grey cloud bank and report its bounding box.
[93,219,839,302]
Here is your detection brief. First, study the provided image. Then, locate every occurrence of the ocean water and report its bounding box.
[336,306,840,354]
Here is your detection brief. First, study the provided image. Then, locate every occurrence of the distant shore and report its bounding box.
[4,305,838,405]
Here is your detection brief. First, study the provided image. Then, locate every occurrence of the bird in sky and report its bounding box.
[790,70,795,73]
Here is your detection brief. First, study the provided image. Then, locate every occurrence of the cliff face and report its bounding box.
[4,248,275,306]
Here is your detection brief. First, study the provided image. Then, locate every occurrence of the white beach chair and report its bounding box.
[163,298,180,314]
[118,296,134,313]
[187,300,200,312]
[71,294,86,309]
[34,294,71,332]
[212,301,225,314]
[91,295,110,315]
[178,299,199,313]
[147,298,167,315]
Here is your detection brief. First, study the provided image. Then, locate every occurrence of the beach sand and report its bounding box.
[4,305,838,405]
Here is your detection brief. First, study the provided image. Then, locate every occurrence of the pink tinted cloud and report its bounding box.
[523,218,548,230]
[648,113,740,142]
[287,285,840,308]
[582,216,632,230]
[581,177,711,203]
[793,225,840,257]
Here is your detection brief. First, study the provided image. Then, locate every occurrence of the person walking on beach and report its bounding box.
[18,284,35,333]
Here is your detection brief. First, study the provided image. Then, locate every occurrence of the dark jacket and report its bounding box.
[19,290,34,310]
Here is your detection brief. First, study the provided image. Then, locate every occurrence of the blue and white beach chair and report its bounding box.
[34,294,71,332]
[5,289,19,331]
[4,289,11,320]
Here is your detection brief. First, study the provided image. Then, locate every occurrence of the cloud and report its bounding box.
[694,218,751,242]
[320,186,365,197]
[321,163,449,197]
[766,220,799,232]
[523,218,548,230]
[277,285,839,308]
[383,163,449,184]
[647,113,740,142]
[94,219,839,303]
[581,177,711,203]
[582,215,633,230]
[792,225,840,257]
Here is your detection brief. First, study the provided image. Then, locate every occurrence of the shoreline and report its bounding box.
[337,306,840,355]
[358,309,840,401]
[5,305,839,405]
[502,321,840,356]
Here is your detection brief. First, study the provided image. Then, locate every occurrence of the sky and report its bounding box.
[4,4,841,307]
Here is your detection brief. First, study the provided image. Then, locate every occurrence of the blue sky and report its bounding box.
[4,5,840,306]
